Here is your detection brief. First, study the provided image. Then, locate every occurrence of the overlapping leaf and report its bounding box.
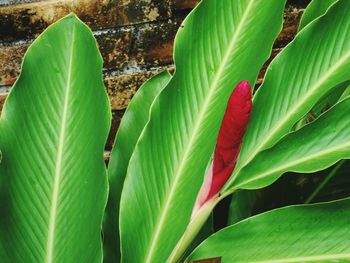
[119,0,286,262]
[227,0,345,222]
[295,0,348,130]
[299,0,339,31]
[225,0,350,191]
[0,15,111,263]
[188,198,350,262]
[103,71,171,262]
[232,97,350,190]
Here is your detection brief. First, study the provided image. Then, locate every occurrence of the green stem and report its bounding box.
[167,188,237,263]
[167,197,219,263]
[305,160,345,204]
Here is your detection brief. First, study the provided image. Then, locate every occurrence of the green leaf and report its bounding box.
[119,0,286,262]
[227,190,256,225]
[226,0,350,191]
[299,0,339,31]
[103,71,171,262]
[0,14,111,263]
[294,0,346,130]
[232,97,350,190]
[188,198,350,262]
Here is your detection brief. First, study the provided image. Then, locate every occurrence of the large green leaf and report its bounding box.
[0,14,111,263]
[299,0,339,31]
[226,0,350,191]
[188,198,350,262]
[227,0,345,224]
[119,0,286,262]
[103,71,171,263]
[232,97,350,190]
[294,0,347,130]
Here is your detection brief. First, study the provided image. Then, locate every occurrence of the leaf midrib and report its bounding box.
[234,141,350,190]
[45,22,76,263]
[144,1,255,262]
[227,45,350,190]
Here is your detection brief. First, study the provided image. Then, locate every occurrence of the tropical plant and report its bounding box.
[1,0,350,263]
[0,15,111,262]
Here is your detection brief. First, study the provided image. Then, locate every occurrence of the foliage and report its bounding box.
[189,198,350,262]
[0,15,111,262]
[1,0,350,262]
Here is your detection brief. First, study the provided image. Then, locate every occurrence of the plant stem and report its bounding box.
[305,160,345,204]
[167,197,218,263]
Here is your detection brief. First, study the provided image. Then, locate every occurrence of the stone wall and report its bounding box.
[0,0,310,156]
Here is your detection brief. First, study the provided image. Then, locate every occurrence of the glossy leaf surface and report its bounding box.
[299,0,338,31]
[103,71,171,262]
[188,198,350,262]
[295,0,347,130]
[119,0,286,262]
[234,97,350,190]
[227,0,350,191]
[0,15,111,263]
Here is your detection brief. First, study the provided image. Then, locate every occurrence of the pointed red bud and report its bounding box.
[205,80,252,201]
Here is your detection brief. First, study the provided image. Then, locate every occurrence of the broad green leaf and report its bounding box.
[188,198,350,262]
[227,190,256,225]
[232,97,350,190]
[119,0,286,262]
[299,0,338,31]
[294,0,346,130]
[103,71,171,262]
[226,0,350,191]
[0,14,111,263]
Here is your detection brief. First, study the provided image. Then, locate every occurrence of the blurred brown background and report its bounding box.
[0,0,310,156]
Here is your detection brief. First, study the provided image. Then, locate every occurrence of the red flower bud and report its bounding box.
[206,80,252,200]
[194,81,252,212]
